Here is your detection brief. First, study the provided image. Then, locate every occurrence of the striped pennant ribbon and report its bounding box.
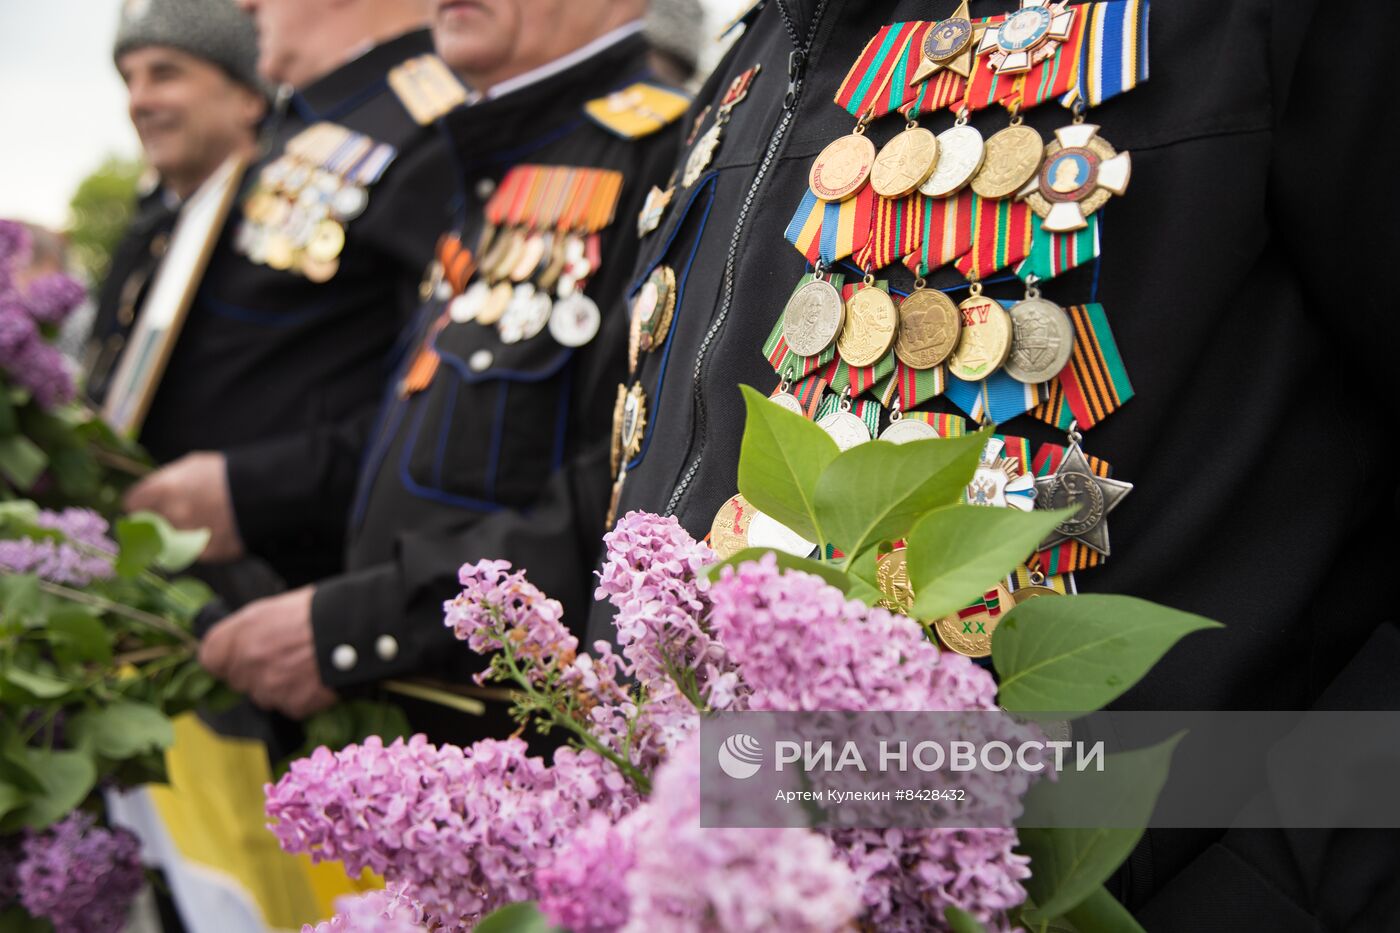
[1029,443,1113,574]
[944,373,986,423]
[762,273,845,379]
[826,281,897,395]
[906,410,969,436]
[907,68,971,118]
[1016,214,1100,283]
[835,21,926,119]
[1008,564,1074,595]
[996,434,1034,477]
[857,195,924,272]
[1030,302,1133,430]
[1062,0,1151,110]
[784,187,875,264]
[955,195,1034,281]
[813,393,884,438]
[874,359,946,411]
[1011,6,1088,111]
[903,189,975,277]
[793,370,829,419]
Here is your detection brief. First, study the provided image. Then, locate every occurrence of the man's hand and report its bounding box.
[124,452,245,562]
[199,586,337,719]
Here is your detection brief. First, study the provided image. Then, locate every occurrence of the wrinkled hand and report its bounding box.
[199,586,337,719]
[124,452,245,562]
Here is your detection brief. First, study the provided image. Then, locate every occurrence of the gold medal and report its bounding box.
[909,0,980,84]
[639,265,677,352]
[894,287,961,370]
[509,233,547,282]
[836,282,898,368]
[709,494,756,560]
[305,219,346,264]
[619,383,647,466]
[301,256,339,283]
[611,383,628,475]
[875,547,916,615]
[809,130,877,202]
[265,233,295,271]
[870,125,939,199]
[935,583,1013,657]
[490,230,527,282]
[477,281,513,326]
[947,289,1012,381]
[971,124,1044,200]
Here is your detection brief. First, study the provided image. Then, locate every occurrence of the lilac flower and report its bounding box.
[303,885,429,933]
[0,508,116,585]
[537,813,638,933]
[0,219,30,288]
[0,299,37,357]
[443,559,575,685]
[18,811,145,933]
[19,273,86,325]
[36,508,118,554]
[618,736,861,933]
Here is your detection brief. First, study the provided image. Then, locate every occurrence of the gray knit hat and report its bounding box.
[646,0,705,77]
[113,0,263,93]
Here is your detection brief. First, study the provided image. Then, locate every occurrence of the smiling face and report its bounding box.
[118,46,264,196]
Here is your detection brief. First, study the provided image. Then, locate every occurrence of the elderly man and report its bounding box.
[197,0,695,732]
[111,0,460,610]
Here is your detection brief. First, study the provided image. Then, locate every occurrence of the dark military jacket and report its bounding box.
[308,33,685,700]
[587,0,1399,929]
[98,30,458,589]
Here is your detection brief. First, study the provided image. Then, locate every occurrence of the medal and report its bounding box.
[517,290,553,341]
[977,0,1076,76]
[605,467,627,529]
[909,0,980,84]
[1018,123,1131,232]
[947,286,1012,381]
[610,384,628,475]
[810,129,878,202]
[1004,283,1074,384]
[870,120,939,199]
[920,118,986,198]
[550,292,601,348]
[301,257,339,284]
[781,276,845,358]
[817,394,873,450]
[879,413,941,444]
[875,547,916,615]
[935,584,1013,657]
[709,494,755,560]
[636,265,677,353]
[1033,430,1132,557]
[637,184,673,237]
[682,65,761,187]
[966,437,1036,510]
[768,386,806,417]
[618,383,647,467]
[747,511,818,558]
[971,120,1044,200]
[477,281,513,326]
[894,286,960,370]
[836,279,898,368]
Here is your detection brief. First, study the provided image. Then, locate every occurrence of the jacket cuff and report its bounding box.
[311,564,417,689]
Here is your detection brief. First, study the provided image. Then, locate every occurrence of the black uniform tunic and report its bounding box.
[100,30,458,590]
[587,1,1399,929]
[308,34,684,700]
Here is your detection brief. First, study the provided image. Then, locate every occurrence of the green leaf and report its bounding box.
[0,782,26,822]
[4,748,97,830]
[0,904,54,933]
[0,434,48,490]
[0,389,15,436]
[0,572,41,621]
[1018,734,1182,920]
[845,545,885,608]
[1061,885,1148,933]
[813,428,988,562]
[1,666,73,700]
[68,700,176,760]
[116,511,211,575]
[47,607,114,664]
[905,505,1069,621]
[736,384,839,543]
[994,595,1222,712]
[114,516,162,577]
[0,499,41,528]
[705,547,853,592]
[944,906,988,933]
[473,903,561,933]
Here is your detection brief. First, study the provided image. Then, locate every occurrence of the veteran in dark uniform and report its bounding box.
[584,0,1398,929]
[89,0,267,406]
[197,0,691,729]
[111,0,460,604]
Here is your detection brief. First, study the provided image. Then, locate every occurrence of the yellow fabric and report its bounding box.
[149,715,374,929]
[585,83,691,139]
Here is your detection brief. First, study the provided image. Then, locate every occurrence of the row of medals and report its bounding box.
[237,155,370,283]
[441,225,603,349]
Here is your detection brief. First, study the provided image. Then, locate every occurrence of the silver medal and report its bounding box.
[817,409,872,450]
[919,124,986,198]
[451,280,491,323]
[1004,295,1074,385]
[549,292,602,347]
[747,511,818,559]
[878,418,940,444]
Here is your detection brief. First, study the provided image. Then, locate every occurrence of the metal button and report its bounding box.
[375,635,399,662]
[469,349,493,372]
[331,644,357,671]
[475,177,496,200]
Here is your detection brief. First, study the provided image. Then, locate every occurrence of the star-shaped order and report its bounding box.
[1018,123,1132,232]
[1033,443,1132,557]
[977,0,1075,76]
[910,0,983,85]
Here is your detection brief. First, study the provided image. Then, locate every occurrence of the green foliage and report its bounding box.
[65,154,144,285]
[473,902,563,933]
[737,385,838,543]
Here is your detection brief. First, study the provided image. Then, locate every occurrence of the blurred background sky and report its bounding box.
[0,0,750,230]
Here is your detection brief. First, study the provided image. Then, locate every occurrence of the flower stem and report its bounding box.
[36,580,197,647]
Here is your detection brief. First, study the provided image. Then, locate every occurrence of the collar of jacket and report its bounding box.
[293,28,436,119]
[441,32,654,170]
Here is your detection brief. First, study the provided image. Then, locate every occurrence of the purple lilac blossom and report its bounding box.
[0,508,116,585]
[302,885,429,933]
[17,811,145,933]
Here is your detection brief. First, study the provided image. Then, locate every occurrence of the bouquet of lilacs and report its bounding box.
[0,219,144,511]
[267,387,1217,933]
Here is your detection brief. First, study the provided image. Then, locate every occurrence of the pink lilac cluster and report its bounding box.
[706,554,1032,929]
[0,507,117,585]
[303,885,428,933]
[539,736,861,933]
[442,559,578,689]
[16,811,145,933]
[266,734,633,930]
[0,220,81,410]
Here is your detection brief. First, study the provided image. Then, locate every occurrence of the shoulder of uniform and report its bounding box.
[583,82,692,140]
[388,54,470,125]
[718,0,766,38]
